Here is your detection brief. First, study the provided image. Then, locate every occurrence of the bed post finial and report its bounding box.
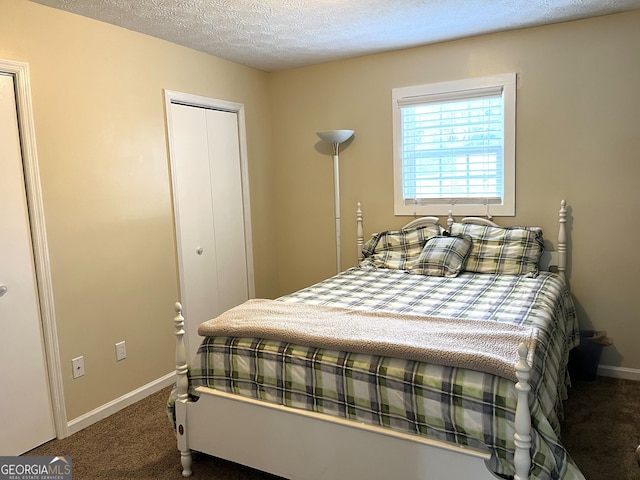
[356,202,364,262]
[513,342,532,480]
[558,200,567,280]
[447,210,454,231]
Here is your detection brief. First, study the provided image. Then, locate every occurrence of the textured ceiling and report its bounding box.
[30,0,640,71]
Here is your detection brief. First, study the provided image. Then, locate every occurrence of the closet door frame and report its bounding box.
[0,58,67,438]
[163,89,256,316]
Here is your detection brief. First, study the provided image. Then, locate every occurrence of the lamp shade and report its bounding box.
[316,130,354,144]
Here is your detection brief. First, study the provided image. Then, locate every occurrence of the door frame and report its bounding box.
[163,89,256,306]
[0,58,68,438]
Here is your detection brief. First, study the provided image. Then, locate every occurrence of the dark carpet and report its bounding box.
[561,376,640,479]
[26,376,640,479]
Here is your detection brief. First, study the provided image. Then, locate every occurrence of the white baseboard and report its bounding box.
[66,372,175,436]
[597,364,640,382]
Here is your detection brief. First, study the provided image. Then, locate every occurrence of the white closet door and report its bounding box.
[205,108,248,312]
[0,73,55,454]
[169,103,249,359]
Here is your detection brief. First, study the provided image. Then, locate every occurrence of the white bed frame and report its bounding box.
[173,200,569,480]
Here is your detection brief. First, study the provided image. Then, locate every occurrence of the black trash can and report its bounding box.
[568,330,611,381]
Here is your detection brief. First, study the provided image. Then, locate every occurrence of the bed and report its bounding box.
[169,200,584,480]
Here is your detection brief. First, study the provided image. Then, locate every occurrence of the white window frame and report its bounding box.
[392,73,516,217]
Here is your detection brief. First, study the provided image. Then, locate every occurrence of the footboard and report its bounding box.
[173,303,534,479]
[183,386,496,479]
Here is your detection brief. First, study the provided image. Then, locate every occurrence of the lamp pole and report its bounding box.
[316,130,354,273]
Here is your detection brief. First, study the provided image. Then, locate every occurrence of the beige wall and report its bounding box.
[0,0,277,420]
[2,0,639,425]
[269,11,640,369]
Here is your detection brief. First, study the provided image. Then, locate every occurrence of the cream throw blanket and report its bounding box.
[198,299,537,382]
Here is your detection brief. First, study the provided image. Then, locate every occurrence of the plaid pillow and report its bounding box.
[449,223,544,276]
[409,235,473,277]
[362,225,441,270]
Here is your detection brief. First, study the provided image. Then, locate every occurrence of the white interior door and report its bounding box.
[168,99,251,359]
[0,73,55,455]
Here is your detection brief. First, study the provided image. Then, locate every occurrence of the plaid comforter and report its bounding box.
[184,266,583,479]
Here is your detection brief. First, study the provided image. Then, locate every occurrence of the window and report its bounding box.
[393,73,516,216]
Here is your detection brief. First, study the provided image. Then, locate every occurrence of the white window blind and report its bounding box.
[393,74,516,216]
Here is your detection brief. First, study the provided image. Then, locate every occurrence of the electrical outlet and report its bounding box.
[72,356,85,378]
[115,341,126,361]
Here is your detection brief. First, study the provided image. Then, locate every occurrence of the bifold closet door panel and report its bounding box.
[170,103,220,358]
[169,102,249,359]
[205,108,248,313]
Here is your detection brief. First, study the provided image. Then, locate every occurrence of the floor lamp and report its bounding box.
[316,129,354,273]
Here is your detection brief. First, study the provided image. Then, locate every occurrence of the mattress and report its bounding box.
[181,265,581,479]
